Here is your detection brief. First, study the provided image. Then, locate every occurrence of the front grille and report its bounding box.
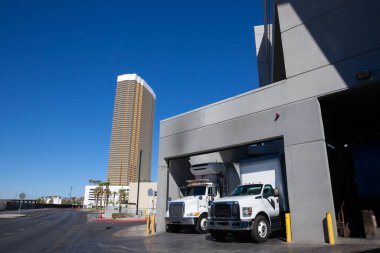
[215,203,231,218]
[212,202,239,220]
[169,202,184,217]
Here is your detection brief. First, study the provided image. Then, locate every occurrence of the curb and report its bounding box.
[0,214,27,218]
[94,218,147,223]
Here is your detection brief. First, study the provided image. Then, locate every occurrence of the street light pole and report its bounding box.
[19,193,25,214]
[69,186,73,206]
[136,150,142,216]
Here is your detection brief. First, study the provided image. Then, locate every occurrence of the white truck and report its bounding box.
[165,162,238,233]
[208,155,286,243]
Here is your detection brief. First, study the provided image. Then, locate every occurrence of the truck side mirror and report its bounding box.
[273,188,279,197]
[208,187,213,196]
[212,185,218,197]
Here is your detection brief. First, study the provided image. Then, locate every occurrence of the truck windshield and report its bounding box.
[230,184,263,196]
[180,186,206,197]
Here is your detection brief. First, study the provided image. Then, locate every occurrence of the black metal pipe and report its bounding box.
[136,150,142,216]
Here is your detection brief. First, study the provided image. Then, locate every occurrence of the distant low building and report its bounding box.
[128,182,157,213]
[83,185,129,208]
[44,196,62,205]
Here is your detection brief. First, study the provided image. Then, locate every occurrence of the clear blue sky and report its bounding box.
[0,0,263,199]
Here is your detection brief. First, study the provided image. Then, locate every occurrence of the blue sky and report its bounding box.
[0,0,263,199]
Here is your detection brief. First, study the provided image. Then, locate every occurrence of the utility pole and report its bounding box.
[69,186,73,205]
[136,150,142,216]
[19,193,26,214]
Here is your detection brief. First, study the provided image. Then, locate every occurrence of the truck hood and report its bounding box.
[169,196,203,215]
[169,196,199,204]
[213,195,259,207]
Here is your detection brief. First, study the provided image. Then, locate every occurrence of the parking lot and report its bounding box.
[143,230,380,253]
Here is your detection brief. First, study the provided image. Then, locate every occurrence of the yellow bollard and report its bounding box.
[285,212,292,243]
[151,214,156,234]
[146,214,151,235]
[326,212,335,245]
[144,209,146,217]
[153,214,156,234]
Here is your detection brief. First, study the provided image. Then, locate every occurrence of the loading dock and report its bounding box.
[156,0,380,244]
[320,85,380,239]
[167,139,289,210]
[156,92,336,243]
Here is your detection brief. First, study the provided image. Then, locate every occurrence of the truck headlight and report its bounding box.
[186,212,200,217]
[242,207,252,217]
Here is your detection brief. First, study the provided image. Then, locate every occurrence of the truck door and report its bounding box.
[207,187,212,206]
[262,184,279,217]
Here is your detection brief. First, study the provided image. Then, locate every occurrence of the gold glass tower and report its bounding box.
[107,74,155,186]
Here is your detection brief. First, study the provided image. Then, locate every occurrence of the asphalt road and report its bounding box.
[0,209,147,253]
[1,209,380,253]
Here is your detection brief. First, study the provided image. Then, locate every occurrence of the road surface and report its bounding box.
[1,209,379,253]
[0,209,146,253]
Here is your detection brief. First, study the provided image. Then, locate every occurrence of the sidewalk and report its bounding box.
[86,212,147,223]
[142,232,380,253]
[0,214,27,218]
[0,209,48,218]
[0,209,46,214]
[94,217,147,222]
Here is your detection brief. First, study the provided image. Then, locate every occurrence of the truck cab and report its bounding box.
[208,183,281,243]
[165,179,220,233]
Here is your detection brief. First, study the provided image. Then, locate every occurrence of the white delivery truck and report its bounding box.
[208,155,287,243]
[166,163,238,233]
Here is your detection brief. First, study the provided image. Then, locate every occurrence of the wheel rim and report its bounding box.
[200,217,208,231]
[257,221,267,238]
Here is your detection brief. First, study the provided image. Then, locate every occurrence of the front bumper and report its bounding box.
[208,219,252,231]
[165,217,197,226]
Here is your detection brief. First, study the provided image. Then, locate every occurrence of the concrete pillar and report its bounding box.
[284,140,336,242]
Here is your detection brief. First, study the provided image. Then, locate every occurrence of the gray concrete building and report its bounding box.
[107,74,155,186]
[156,0,380,243]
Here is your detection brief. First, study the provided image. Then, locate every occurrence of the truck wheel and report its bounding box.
[167,225,181,233]
[251,215,270,243]
[195,214,209,234]
[210,230,227,242]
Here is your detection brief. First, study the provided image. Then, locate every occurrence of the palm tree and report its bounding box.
[118,189,127,213]
[103,188,111,214]
[93,187,100,209]
[103,181,110,207]
[112,191,117,206]
[94,186,103,209]
[98,185,104,209]
[104,188,111,208]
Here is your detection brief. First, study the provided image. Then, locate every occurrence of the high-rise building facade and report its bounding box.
[107,74,155,186]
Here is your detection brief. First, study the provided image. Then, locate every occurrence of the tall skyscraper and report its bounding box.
[107,74,155,186]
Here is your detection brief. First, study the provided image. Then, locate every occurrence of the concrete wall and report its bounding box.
[156,0,380,243]
[128,182,157,210]
[157,96,335,243]
[254,25,271,87]
[277,0,380,81]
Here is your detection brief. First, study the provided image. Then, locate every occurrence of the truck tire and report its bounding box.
[167,225,181,233]
[195,214,209,234]
[210,230,227,241]
[251,215,270,243]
